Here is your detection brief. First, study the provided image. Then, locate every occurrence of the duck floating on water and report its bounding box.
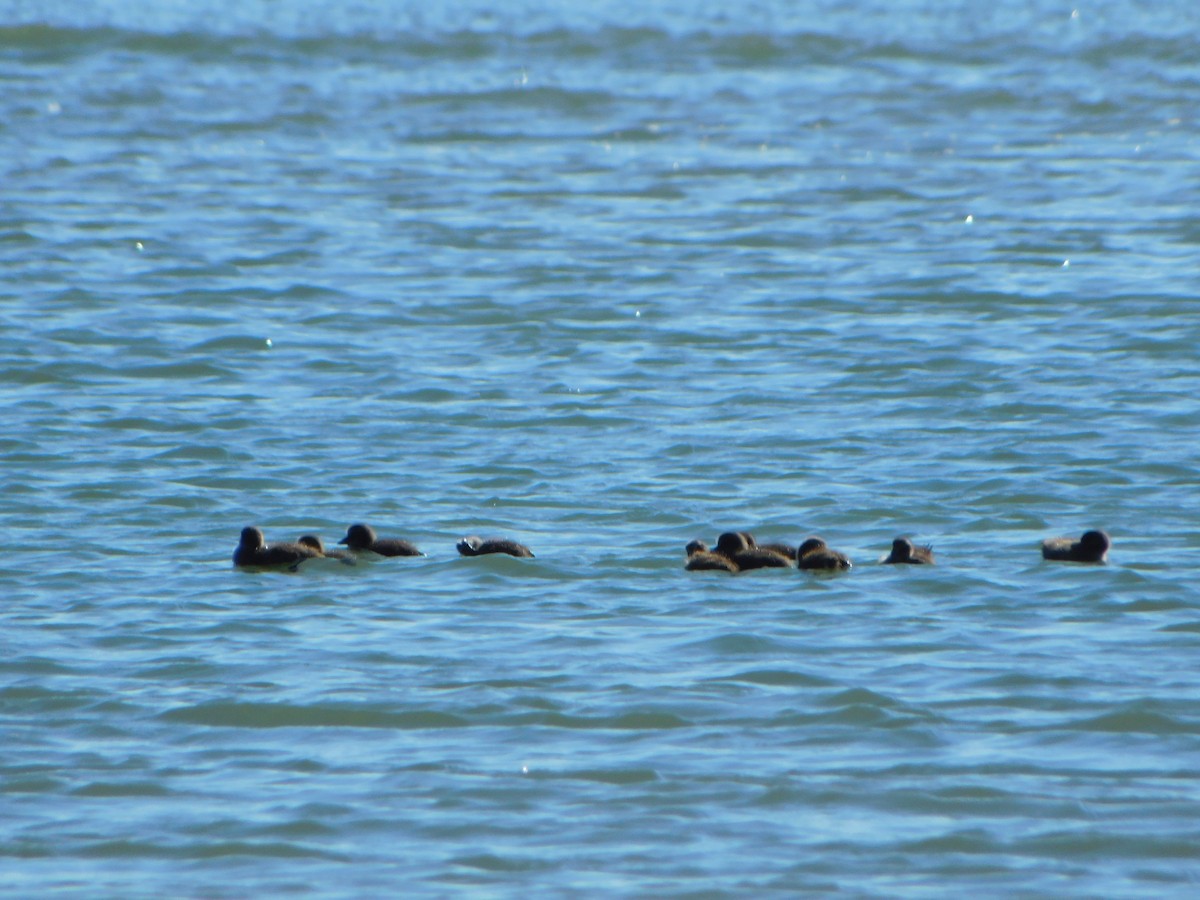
[337,523,423,557]
[1041,529,1110,563]
[233,526,320,570]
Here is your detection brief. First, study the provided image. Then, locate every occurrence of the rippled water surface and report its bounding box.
[3,0,1200,895]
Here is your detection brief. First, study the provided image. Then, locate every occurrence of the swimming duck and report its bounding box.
[233,526,320,569]
[456,536,534,558]
[715,531,793,570]
[796,536,852,571]
[337,523,423,557]
[882,537,935,565]
[1041,529,1110,563]
[757,540,799,560]
[684,539,739,573]
[297,534,355,562]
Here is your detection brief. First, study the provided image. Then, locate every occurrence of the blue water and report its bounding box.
[3,1,1200,895]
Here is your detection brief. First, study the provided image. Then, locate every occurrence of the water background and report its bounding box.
[3,0,1199,894]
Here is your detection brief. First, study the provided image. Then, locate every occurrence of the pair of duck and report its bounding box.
[685,529,1110,573]
[233,523,533,569]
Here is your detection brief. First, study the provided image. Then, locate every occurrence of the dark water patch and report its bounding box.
[142,263,243,281]
[78,838,348,861]
[1064,706,1199,735]
[710,669,832,688]
[377,387,463,403]
[1117,597,1189,614]
[71,781,171,797]
[187,335,276,353]
[433,676,573,692]
[174,475,297,491]
[789,704,943,731]
[897,828,1002,855]
[1,776,65,794]
[0,685,104,715]
[678,633,792,657]
[251,819,341,840]
[407,86,615,115]
[505,710,690,730]
[0,656,75,676]
[1160,621,1200,634]
[451,853,555,873]
[183,621,300,639]
[130,659,225,680]
[120,361,235,381]
[0,362,115,386]
[0,24,120,61]
[1010,830,1200,861]
[534,767,660,785]
[0,228,38,244]
[159,702,468,729]
[98,416,200,433]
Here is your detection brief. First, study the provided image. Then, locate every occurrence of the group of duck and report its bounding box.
[233,523,533,569]
[686,528,1111,572]
[234,522,1111,572]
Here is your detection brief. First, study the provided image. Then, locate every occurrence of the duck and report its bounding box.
[337,523,423,557]
[233,526,320,569]
[756,540,799,560]
[456,536,534,558]
[736,530,798,559]
[715,531,793,570]
[297,534,355,563]
[1041,529,1110,563]
[684,539,738,573]
[796,536,852,571]
[882,537,935,565]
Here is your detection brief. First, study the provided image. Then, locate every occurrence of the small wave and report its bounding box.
[533,767,660,785]
[78,838,348,861]
[505,710,690,730]
[71,781,171,797]
[450,853,554,873]
[1067,707,1198,735]
[159,701,468,729]
[711,669,832,688]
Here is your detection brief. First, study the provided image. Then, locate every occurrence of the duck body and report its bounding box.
[457,536,534,558]
[757,541,798,560]
[883,537,934,565]
[684,539,739,573]
[797,536,852,571]
[1041,529,1110,563]
[297,534,355,562]
[233,526,320,569]
[338,523,423,557]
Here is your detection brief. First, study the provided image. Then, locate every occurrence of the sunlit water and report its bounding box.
[3,1,1199,894]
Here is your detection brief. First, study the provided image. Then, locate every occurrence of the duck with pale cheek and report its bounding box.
[456,536,535,558]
